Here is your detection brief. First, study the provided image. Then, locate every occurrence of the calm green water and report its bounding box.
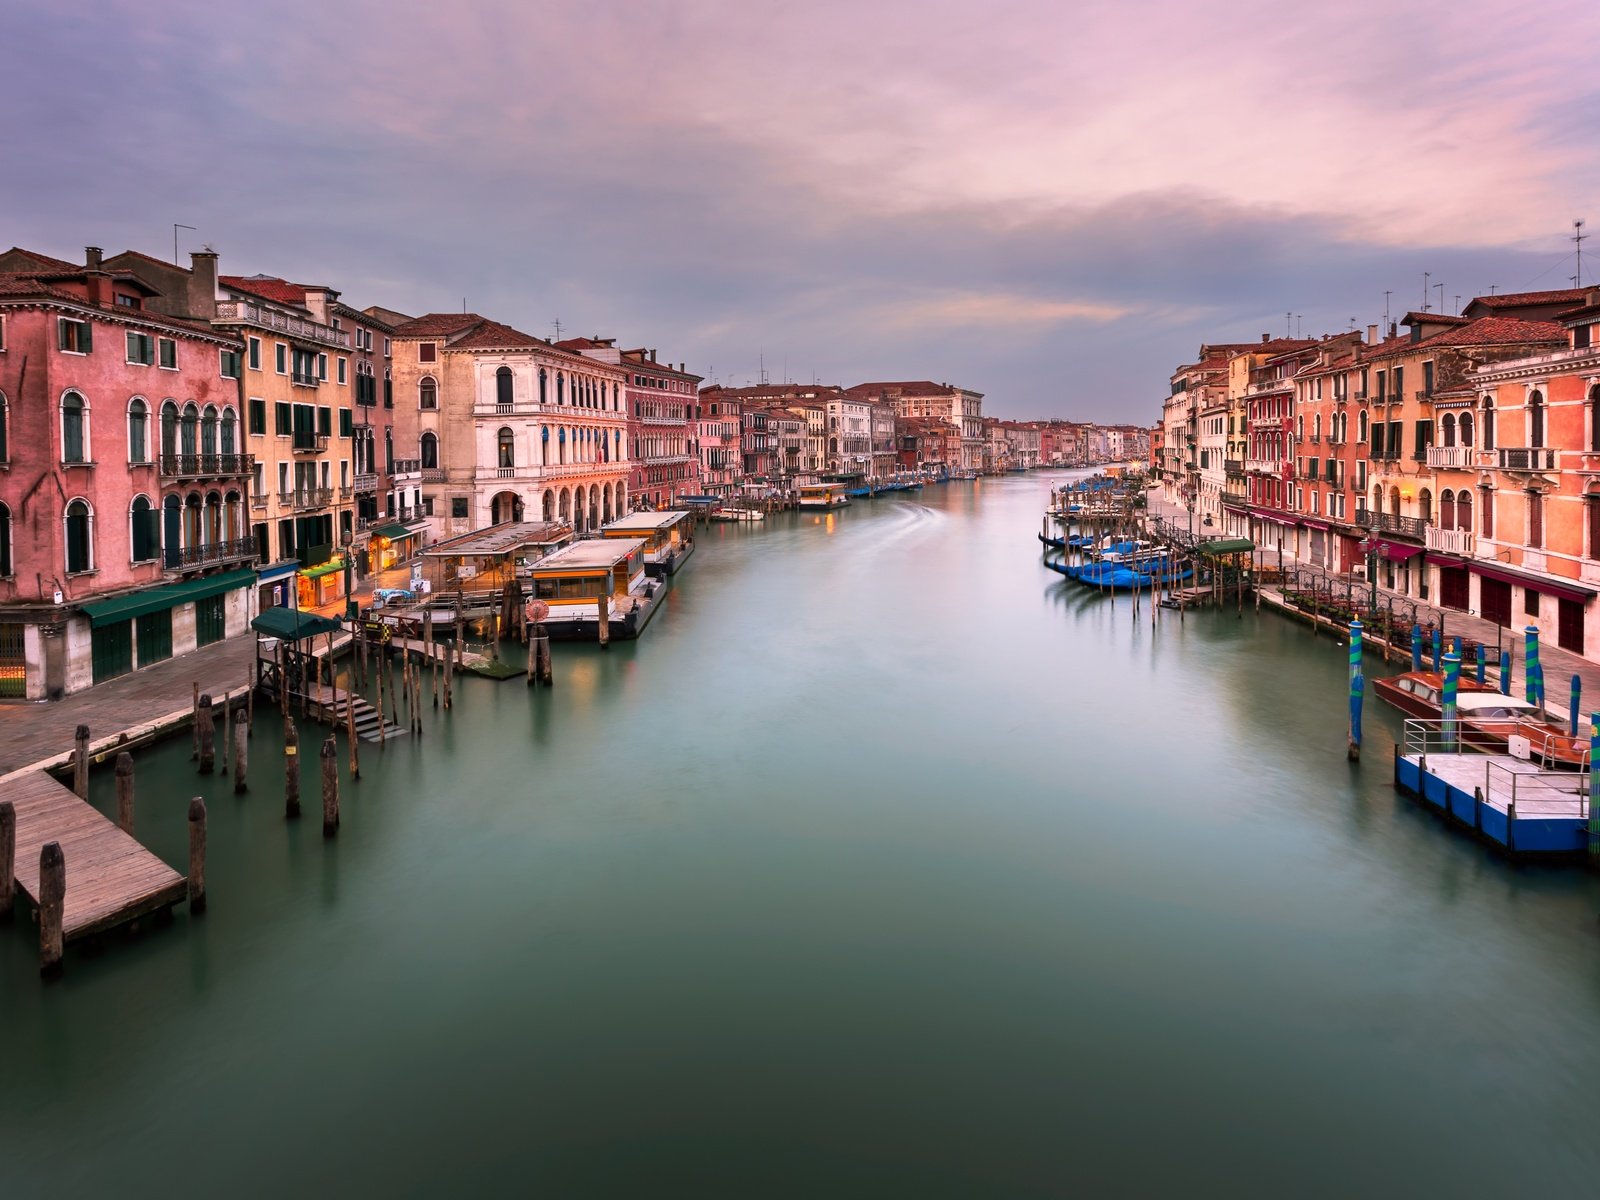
[4,473,1599,1197]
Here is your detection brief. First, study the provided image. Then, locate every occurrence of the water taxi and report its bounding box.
[599,510,696,578]
[525,537,662,640]
[1371,670,1497,719]
[797,482,851,510]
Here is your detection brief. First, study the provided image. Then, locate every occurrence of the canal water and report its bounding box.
[4,472,1599,1196]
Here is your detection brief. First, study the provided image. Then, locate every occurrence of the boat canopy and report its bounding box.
[251,607,344,641]
[1196,537,1255,556]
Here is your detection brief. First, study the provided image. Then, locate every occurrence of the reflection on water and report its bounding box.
[2,472,1598,1197]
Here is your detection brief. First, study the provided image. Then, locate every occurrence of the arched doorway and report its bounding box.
[602,486,612,524]
[558,488,571,525]
[541,490,554,521]
[491,490,523,524]
[588,484,600,530]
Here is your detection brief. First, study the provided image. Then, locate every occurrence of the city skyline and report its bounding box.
[9,0,1600,420]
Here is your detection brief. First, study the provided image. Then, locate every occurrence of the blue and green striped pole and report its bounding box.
[1475,643,1487,685]
[1411,624,1423,672]
[1442,651,1461,753]
[1348,619,1364,760]
[1432,627,1442,671]
[1524,626,1544,708]
[1570,675,1581,737]
[1499,649,1511,696]
[1589,712,1599,865]
[1452,635,1463,659]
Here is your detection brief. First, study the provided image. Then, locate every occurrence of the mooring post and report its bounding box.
[321,736,339,838]
[278,643,289,720]
[188,797,207,914]
[1525,625,1544,708]
[1499,649,1511,696]
[39,841,65,977]
[597,590,610,649]
[346,690,360,780]
[1431,627,1441,672]
[0,800,15,923]
[1569,675,1582,737]
[537,624,552,686]
[1441,651,1461,754]
[233,718,249,794]
[197,693,216,774]
[1348,619,1364,761]
[115,751,135,834]
[1411,623,1422,673]
[1475,643,1486,686]
[1588,712,1599,866]
[246,666,255,734]
[73,724,90,800]
[284,721,301,819]
[192,681,200,759]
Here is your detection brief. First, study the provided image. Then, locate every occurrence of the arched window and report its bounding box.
[1458,410,1474,447]
[180,403,199,456]
[64,499,93,573]
[204,491,223,545]
[161,400,179,460]
[539,369,548,405]
[421,432,438,469]
[221,408,237,455]
[419,377,438,410]
[1590,385,1600,453]
[1358,410,1368,443]
[1480,486,1493,538]
[1440,413,1456,447]
[1313,414,1321,441]
[162,495,182,568]
[1456,489,1473,534]
[200,405,218,456]
[1418,488,1433,523]
[1389,486,1401,515]
[130,494,158,561]
[557,374,566,405]
[1481,394,1495,451]
[128,398,149,463]
[0,501,10,576]
[1529,390,1545,448]
[496,366,513,407]
[0,391,8,462]
[1439,489,1455,531]
[62,392,88,463]
[497,427,514,469]
[1296,415,1304,440]
[184,493,202,551]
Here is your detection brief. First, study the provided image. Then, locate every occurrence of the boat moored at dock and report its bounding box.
[525,537,663,640]
[600,509,696,577]
[798,482,851,509]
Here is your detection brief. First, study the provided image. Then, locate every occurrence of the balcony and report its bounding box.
[164,537,257,573]
[1426,446,1475,470]
[353,472,378,494]
[250,494,266,510]
[422,467,446,483]
[292,434,328,455]
[392,457,421,477]
[1415,389,1434,401]
[291,371,320,388]
[1497,447,1558,472]
[159,453,253,480]
[1425,526,1475,556]
[1354,510,1428,538]
[213,300,351,349]
[279,487,333,512]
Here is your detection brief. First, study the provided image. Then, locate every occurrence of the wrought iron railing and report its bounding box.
[165,537,256,571]
[159,453,252,479]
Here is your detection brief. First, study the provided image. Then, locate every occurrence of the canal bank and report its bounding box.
[3,472,1599,1196]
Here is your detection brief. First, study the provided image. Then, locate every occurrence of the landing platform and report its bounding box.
[1394,750,1592,855]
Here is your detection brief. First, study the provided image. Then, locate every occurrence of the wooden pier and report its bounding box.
[299,682,408,743]
[5,769,188,943]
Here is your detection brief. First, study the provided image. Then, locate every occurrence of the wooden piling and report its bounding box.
[376,644,387,745]
[246,667,255,734]
[39,841,65,976]
[278,642,289,720]
[73,724,90,800]
[321,737,339,838]
[115,752,135,834]
[233,718,249,794]
[536,624,552,686]
[0,800,14,923]
[197,693,216,774]
[347,690,360,780]
[187,797,207,914]
[192,681,200,759]
[284,721,301,819]
[597,591,611,649]
[221,690,231,771]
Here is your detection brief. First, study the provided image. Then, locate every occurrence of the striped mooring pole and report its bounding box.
[1441,651,1461,754]
[1348,619,1364,761]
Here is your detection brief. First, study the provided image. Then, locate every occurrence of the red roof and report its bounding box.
[1469,288,1587,309]
[449,321,553,352]
[1364,316,1566,359]
[846,380,957,397]
[0,247,79,272]
[219,274,309,305]
[0,271,232,339]
[392,312,488,338]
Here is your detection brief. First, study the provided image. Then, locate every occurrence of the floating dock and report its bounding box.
[1394,746,1592,855]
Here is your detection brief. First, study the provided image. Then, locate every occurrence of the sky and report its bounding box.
[7,0,1600,421]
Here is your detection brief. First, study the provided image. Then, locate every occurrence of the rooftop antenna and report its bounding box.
[1285,311,1292,338]
[1454,294,1461,315]
[1295,314,1303,338]
[1575,219,1587,288]
[1434,283,1444,314]
[1383,290,1392,330]
[552,317,563,340]
[1423,271,1431,311]
[171,224,194,267]
[1489,283,1497,295]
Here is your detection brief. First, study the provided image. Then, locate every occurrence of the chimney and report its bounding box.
[1262,333,1270,343]
[84,246,108,305]
[187,249,219,319]
[302,287,334,325]
[1367,324,1378,345]
[650,349,657,362]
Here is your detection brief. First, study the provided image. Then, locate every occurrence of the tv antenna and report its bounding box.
[173,223,195,265]
[1575,219,1587,288]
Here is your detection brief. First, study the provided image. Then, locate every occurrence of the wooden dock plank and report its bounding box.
[6,770,186,941]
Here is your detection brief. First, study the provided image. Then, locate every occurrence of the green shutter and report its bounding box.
[339,409,353,437]
[317,406,332,436]
[80,321,91,352]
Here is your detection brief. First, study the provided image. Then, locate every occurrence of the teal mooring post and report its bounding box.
[1590,712,1600,865]
[1500,649,1511,696]
[1441,652,1461,754]
[1348,620,1364,761]
[1411,624,1423,672]
[1570,675,1581,738]
[1432,627,1442,672]
[1525,626,1544,708]
[1475,643,1486,685]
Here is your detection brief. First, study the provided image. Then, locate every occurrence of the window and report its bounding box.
[419,377,437,410]
[317,406,332,437]
[1528,492,1543,548]
[496,366,513,406]
[248,398,267,435]
[275,343,288,375]
[130,495,159,561]
[317,353,328,381]
[339,408,354,438]
[126,331,155,365]
[421,432,438,469]
[221,409,236,454]
[1525,588,1540,618]
[0,391,7,461]
[0,502,10,576]
[62,392,88,462]
[1482,487,1494,538]
[384,337,392,358]
[451,497,469,519]
[383,372,392,408]
[65,499,93,573]
[275,401,292,436]
[58,317,93,354]
[1481,395,1495,451]
[1422,361,1434,397]
[158,338,177,369]
[419,342,437,363]
[248,337,261,370]
[292,349,317,385]
[1529,391,1545,448]
[1440,413,1456,447]
[220,348,241,379]
[1590,386,1600,453]
[1588,497,1600,562]
[128,398,149,463]
[337,357,347,385]
[498,427,515,468]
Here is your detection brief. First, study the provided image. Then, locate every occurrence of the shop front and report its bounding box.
[368,523,422,572]
[297,556,347,609]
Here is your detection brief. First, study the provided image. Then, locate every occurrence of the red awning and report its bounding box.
[1425,552,1467,569]
[1468,560,1595,603]
[1361,536,1423,561]
[1301,519,1331,532]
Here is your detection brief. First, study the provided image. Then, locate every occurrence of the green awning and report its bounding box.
[369,522,416,540]
[1196,537,1256,556]
[250,607,345,641]
[300,556,345,580]
[80,567,255,629]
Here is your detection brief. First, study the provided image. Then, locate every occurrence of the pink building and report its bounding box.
[0,246,254,699]
[696,387,743,496]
